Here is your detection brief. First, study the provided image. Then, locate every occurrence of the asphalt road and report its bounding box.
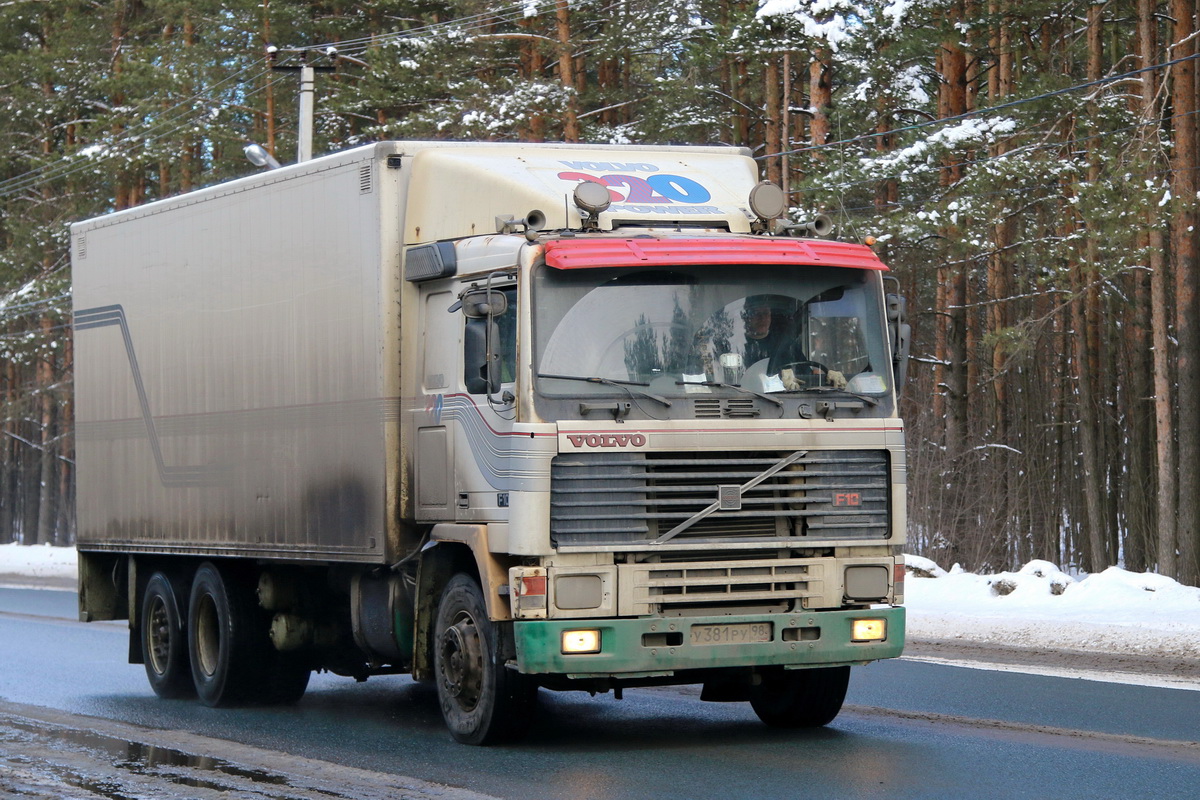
[1,586,1198,799]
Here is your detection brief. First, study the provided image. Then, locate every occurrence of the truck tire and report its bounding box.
[434,573,536,745]
[140,572,194,699]
[188,562,263,706]
[261,657,311,705]
[749,666,850,728]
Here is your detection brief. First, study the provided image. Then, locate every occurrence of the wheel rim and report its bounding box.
[439,611,484,711]
[195,593,221,678]
[146,595,171,675]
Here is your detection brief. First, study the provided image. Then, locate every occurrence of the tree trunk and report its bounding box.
[764,58,781,186]
[988,1,1015,545]
[781,53,791,197]
[808,52,832,152]
[1073,0,1109,571]
[1171,0,1198,582]
[938,23,969,454]
[0,358,15,543]
[555,0,580,141]
[34,315,57,544]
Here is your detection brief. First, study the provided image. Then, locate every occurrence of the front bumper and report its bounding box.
[514,606,905,677]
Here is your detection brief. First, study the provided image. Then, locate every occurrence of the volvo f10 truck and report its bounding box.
[71,141,909,744]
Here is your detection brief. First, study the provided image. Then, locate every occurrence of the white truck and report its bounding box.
[71,141,909,744]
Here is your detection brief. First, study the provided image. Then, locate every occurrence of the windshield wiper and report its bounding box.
[779,384,880,407]
[538,373,672,407]
[675,380,784,409]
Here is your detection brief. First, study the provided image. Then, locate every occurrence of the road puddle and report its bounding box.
[0,704,494,800]
[2,713,342,799]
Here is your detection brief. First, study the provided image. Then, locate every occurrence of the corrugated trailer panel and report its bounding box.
[72,151,390,562]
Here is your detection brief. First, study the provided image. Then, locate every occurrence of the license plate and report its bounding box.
[689,622,773,645]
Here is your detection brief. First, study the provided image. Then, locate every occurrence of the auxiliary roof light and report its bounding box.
[573,181,611,216]
[748,181,787,221]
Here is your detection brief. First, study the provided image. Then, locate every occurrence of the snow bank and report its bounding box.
[0,543,77,580]
[905,556,1200,658]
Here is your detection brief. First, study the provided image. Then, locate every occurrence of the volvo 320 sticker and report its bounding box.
[557,161,717,215]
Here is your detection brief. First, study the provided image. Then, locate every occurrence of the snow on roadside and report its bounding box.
[1,544,1197,662]
[904,555,1200,659]
[0,543,77,580]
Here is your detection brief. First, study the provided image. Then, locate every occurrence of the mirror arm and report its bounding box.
[485,272,495,400]
[482,271,511,405]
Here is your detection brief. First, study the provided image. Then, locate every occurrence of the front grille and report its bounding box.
[550,449,890,547]
[624,557,824,615]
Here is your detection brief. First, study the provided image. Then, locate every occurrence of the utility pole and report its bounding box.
[268,47,366,163]
[297,56,315,162]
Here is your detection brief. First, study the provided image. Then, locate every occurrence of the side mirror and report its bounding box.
[884,292,910,385]
[464,318,501,395]
[455,279,512,400]
[458,289,508,319]
[893,321,911,385]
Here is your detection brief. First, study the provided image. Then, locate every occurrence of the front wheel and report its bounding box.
[749,666,850,728]
[434,573,536,745]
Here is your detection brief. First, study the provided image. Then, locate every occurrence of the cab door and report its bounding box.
[415,286,457,521]
[453,282,518,521]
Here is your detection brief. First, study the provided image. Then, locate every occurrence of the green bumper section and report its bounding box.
[514,607,905,677]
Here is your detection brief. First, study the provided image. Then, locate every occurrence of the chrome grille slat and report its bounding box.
[550,449,890,545]
[552,467,886,479]
[623,556,832,612]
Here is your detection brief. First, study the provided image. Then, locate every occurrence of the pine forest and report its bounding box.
[1,0,1198,585]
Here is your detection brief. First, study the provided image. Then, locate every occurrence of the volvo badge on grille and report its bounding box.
[718,485,742,510]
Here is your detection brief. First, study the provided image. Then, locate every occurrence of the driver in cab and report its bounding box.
[742,295,847,390]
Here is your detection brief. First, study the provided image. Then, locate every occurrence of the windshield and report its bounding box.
[534,262,892,400]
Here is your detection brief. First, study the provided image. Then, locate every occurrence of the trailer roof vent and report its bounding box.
[359,164,373,194]
[405,241,457,281]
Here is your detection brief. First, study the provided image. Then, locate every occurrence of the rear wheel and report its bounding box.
[434,573,536,745]
[188,562,264,706]
[141,572,194,699]
[262,657,311,705]
[749,666,850,728]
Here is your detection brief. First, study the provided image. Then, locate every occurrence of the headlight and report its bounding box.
[851,618,887,642]
[561,629,601,654]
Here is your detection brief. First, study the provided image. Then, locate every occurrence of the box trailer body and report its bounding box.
[72,141,908,743]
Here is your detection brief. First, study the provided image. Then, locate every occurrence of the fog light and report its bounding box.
[851,618,886,642]
[561,629,601,654]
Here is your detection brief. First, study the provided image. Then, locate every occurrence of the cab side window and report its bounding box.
[463,286,517,393]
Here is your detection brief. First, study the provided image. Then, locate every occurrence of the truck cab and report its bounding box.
[403,160,908,742]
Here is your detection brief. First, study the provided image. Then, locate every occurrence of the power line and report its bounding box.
[789,105,1185,199]
[0,60,278,200]
[758,49,1200,161]
[1,0,1188,204]
[300,0,599,56]
[0,64,281,198]
[0,322,72,341]
[0,294,71,319]
[0,1,582,201]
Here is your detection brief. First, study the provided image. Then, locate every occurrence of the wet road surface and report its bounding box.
[1,587,1198,799]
